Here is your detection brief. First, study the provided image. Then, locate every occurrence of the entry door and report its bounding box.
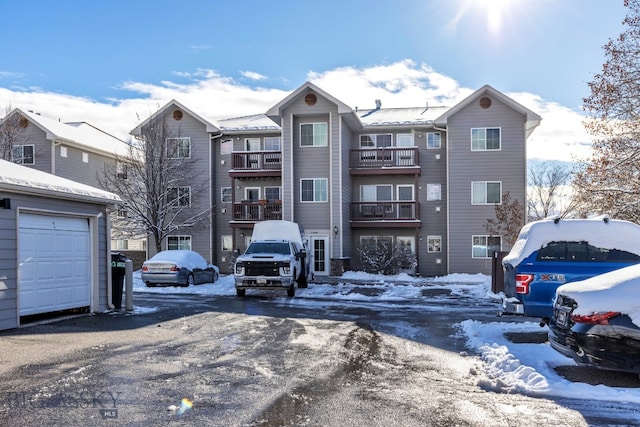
[311,236,329,275]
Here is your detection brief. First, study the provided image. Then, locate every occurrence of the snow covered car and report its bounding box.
[501,217,640,323]
[548,263,640,373]
[141,250,219,287]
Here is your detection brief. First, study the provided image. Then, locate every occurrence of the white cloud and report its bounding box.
[240,70,268,81]
[0,60,592,162]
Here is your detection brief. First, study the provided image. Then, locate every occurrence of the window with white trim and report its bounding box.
[427,183,441,201]
[264,137,281,151]
[300,123,328,147]
[472,235,502,258]
[116,161,127,179]
[245,138,261,151]
[471,128,500,150]
[60,146,67,158]
[12,144,34,164]
[427,236,442,253]
[168,186,191,208]
[360,134,392,148]
[82,152,89,163]
[360,236,393,256]
[167,137,191,158]
[301,178,328,202]
[472,181,501,204]
[360,184,392,201]
[168,235,191,250]
[221,235,232,252]
[221,187,232,203]
[264,186,281,201]
[396,134,414,147]
[427,132,441,149]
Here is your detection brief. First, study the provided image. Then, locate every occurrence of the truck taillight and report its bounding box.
[515,274,534,294]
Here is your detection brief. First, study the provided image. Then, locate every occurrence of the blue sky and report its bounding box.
[0,0,630,161]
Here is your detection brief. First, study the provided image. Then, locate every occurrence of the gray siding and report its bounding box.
[151,108,213,262]
[54,145,112,188]
[16,123,53,174]
[447,97,527,274]
[0,190,112,330]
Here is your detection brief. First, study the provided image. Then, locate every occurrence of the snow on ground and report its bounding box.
[129,271,640,405]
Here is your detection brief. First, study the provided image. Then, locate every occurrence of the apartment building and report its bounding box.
[0,108,139,249]
[133,82,541,277]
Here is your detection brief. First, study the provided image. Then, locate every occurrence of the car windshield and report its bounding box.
[245,242,290,255]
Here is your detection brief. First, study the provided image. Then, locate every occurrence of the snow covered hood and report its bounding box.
[557,263,640,326]
[251,220,303,245]
[503,217,640,267]
[237,253,290,262]
[144,250,208,270]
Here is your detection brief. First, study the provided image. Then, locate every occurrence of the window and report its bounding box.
[112,239,128,250]
[221,235,232,252]
[168,186,191,208]
[264,187,281,201]
[471,128,500,151]
[116,162,127,179]
[360,134,392,148]
[264,137,281,151]
[245,138,261,151]
[473,235,502,258]
[536,241,640,263]
[427,236,442,253]
[472,181,501,204]
[221,187,232,203]
[300,123,328,147]
[360,185,392,201]
[167,137,191,158]
[60,146,68,158]
[117,205,128,218]
[82,152,89,163]
[427,132,441,149]
[301,178,328,202]
[12,144,34,165]
[168,235,191,250]
[396,134,414,147]
[220,139,232,155]
[427,183,441,201]
[397,185,414,201]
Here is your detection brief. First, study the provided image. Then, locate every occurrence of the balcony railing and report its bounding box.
[232,151,281,171]
[351,201,419,221]
[232,201,282,221]
[350,147,419,169]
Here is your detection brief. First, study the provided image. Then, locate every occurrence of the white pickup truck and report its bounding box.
[234,220,312,297]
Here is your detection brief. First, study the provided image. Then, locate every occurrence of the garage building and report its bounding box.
[0,159,120,330]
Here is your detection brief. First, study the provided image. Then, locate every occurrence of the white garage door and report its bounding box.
[19,213,91,316]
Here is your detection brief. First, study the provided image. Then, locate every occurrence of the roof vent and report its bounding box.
[375,99,381,110]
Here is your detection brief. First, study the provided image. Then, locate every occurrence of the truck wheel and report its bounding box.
[236,288,246,297]
[287,285,296,297]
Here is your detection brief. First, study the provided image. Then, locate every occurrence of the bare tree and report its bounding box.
[485,191,524,249]
[98,114,212,254]
[528,162,579,221]
[573,0,640,222]
[0,105,24,161]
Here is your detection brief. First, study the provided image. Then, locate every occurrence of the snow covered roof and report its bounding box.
[358,106,448,128]
[557,263,640,326]
[0,159,121,204]
[217,114,280,133]
[129,99,220,137]
[13,108,131,157]
[503,217,640,267]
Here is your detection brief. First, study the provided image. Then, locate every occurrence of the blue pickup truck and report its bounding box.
[501,216,640,324]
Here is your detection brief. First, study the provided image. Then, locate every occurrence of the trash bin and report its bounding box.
[111,252,129,310]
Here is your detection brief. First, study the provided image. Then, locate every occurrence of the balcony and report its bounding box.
[350,147,420,175]
[231,200,282,225]
[230,151,281,177]
[350,201,420,228]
